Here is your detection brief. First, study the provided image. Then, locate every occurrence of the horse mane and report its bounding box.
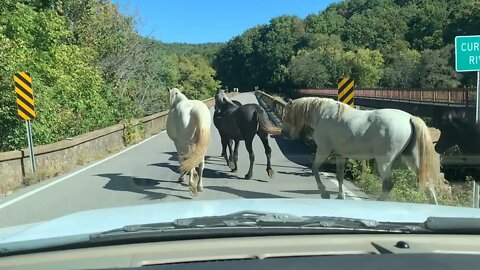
[289,97,350,129]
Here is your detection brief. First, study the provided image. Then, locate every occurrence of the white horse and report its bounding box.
[281,97,441,204]
[166,88,211,196]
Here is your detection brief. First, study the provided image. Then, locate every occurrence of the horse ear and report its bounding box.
[287,98,293,105]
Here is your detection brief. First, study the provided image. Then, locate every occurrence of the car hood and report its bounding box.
[1,198,480,244]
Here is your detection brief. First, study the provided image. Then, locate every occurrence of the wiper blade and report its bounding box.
[425,217,480,233]
[172,211,425,232]
[90,211,426,242]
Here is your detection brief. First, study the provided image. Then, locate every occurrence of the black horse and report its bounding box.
[213,90,281,180]
[435,110,480,181]
[435,111,480,154]
[214,92,242,169]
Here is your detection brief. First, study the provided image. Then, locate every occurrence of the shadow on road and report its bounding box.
[283,189,335,197]
[206,186,289,199]
[276,169,312,177]
[156,152,268,182]
[164,151,227,163]
[163,151,179,161]
[148,162,239,180]
[96,173,191,200]
[271,135,335,173]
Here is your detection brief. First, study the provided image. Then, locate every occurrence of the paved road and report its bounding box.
[0,92,368,228]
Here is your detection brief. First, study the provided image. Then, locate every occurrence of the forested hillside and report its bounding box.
[0,0,219,151]
[214,0,479,92]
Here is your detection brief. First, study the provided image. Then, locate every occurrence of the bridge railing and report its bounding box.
[297,88,477,107]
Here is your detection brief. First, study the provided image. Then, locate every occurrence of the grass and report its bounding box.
[0,180,22,196]
[23,170,52,187]
[347,159,473,206]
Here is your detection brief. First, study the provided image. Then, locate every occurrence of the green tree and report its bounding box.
[289,51,329,88]
[304,11,345,36]
[381,40,421,88]
[416,46,460,88]
[343,48,384,88]
[257,15,305,91]
[173,54,220,100]
[405,0,451,50]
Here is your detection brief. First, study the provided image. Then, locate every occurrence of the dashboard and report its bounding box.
[1,234,480,270]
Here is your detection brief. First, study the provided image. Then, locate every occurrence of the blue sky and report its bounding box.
[111,0,337,44]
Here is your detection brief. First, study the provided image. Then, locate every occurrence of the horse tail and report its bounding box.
[180,106,211,172]
[410,116,441,191]
[255,106,281,135]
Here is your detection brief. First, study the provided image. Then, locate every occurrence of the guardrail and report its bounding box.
[297,88,476,107]
[0,93,235,194]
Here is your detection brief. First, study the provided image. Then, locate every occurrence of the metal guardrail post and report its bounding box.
[473,71,480,208]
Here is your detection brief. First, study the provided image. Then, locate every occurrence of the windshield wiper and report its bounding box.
[5,213,475,257]
[425,217,480,233]
[89,211,428,242]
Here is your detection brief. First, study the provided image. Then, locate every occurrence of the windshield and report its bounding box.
[0,0,479,254]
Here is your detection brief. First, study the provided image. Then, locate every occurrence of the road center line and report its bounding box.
[0,131,165,210]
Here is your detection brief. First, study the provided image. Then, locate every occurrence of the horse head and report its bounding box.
[169,88,187,108]
[214,89,239,114]
[435,110,465,154]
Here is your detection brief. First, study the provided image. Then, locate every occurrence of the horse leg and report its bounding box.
[174,142,186,183]
[232,140,240,172]
[227,139,236,170]
[197,157,205,192]
[312,148,330,199]
[376,157,394,201]
[336,156,346,199]
[188,168,198,196]
[258,131,274,179]
[220,134,231,168]
[220,134,227,158]
[244,137,255,180]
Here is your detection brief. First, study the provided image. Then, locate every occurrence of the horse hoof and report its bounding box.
[244,174,252,180]
[197,185,204,192]
[321,192,330,199]
[228,161,236,170]
[336,195,345,200]
[267,169,274,179]
[189,186,198,197]
[178,177,184,183]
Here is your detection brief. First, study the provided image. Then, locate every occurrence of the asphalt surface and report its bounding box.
[0,92,368,228]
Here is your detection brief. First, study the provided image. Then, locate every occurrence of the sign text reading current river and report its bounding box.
[455,35,480,72]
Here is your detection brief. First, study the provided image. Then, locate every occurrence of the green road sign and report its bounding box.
[455,35,480,72]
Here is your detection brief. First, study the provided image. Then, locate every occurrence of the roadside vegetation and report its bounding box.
[0,0,220,152]
[346,159,473,206]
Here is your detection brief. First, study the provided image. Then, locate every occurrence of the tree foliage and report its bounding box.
[0,0,220,151]
[214,0,476,93]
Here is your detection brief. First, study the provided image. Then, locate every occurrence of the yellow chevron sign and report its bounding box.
[14,72,35,121]
[338,77,354,107]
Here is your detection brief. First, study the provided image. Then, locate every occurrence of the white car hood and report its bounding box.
[1,198,480,245]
